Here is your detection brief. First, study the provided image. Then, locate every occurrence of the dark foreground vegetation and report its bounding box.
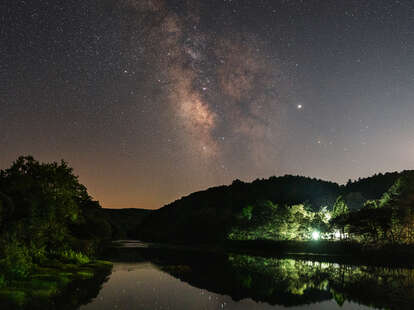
[0,260,112,310]
[0,156,113,308]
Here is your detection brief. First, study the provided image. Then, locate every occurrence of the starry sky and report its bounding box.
[2,0,414,209]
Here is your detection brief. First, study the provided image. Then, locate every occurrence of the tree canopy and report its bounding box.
[0,156,112,280]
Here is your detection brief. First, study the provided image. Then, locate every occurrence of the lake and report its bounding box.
[77,244,414,310]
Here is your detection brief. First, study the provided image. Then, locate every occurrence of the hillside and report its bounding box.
[137,171,414,243]
[138,175,339,243]
[341,172,404,209]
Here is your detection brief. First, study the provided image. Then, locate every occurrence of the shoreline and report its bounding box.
[110,240,414,267]
[0,260,113,309]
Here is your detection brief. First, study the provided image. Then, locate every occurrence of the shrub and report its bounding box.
[1,240,33,279]
[29,243,47,265]
[56,249,90,265]
[0,274,6,288]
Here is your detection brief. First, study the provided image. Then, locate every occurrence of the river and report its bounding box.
[76,243,414,309]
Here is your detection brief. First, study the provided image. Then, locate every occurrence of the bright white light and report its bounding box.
[297,104,303,109]
[312,231,320,240]
[334,231,341,239]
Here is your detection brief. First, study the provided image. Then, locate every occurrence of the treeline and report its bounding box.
[228,202,331,241]
[227,172,414,245]
[138,170,414,245]
[0,156,114,283]
[332,172,414,245]
[138,176,340,242]
[228,171,414,245]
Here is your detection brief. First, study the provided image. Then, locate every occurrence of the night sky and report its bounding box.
[2,0,414,209]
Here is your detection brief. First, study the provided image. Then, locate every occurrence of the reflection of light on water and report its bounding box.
[114,240,150,248]
[80,256,389,310]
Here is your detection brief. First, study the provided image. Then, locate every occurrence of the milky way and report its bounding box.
[2,0,414,208]
[118,0,291,175]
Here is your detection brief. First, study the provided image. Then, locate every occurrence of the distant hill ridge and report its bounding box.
[102,208,151,239]
[135,170,414,243]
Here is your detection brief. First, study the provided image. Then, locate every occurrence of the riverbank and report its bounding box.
[225,240,414,266]
[0,260,112,309]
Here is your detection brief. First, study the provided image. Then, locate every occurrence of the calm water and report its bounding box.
[7,244,412,309]
[71,244,413,310]
[80,260,374,310]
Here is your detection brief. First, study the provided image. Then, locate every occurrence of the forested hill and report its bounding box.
[335,171,414,211]
[138,175,339,242]
[342,171,404,206]
[138,171,414,243]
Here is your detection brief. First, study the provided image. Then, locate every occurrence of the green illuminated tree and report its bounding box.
[332,196,349,218]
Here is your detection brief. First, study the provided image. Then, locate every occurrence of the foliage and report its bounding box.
[0,156,112,281]
[0,260,112,309]
[240,205,253,221]
[0,275,5,288]
[228,201,328,241]
[54,249,90,265]
[343,171,403,200]
[225,172,414,245]
[332,196,349,218]
[363,199,379,209]
[333,173,414,245]
[139,175,341,242]
[138,169,414,244]
[0,238,33,279]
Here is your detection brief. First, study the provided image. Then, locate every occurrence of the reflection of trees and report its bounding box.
[328,264,414,310]
[227,255,332,306]
[232,255,414,309]
[154,251,414,309]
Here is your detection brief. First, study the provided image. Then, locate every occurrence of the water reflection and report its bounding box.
[151,251,414,310]
[81,260,371,310]
[159,253,414,309]
[81,247,414,309]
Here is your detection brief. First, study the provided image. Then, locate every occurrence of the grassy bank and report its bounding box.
[0,260,112,309]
